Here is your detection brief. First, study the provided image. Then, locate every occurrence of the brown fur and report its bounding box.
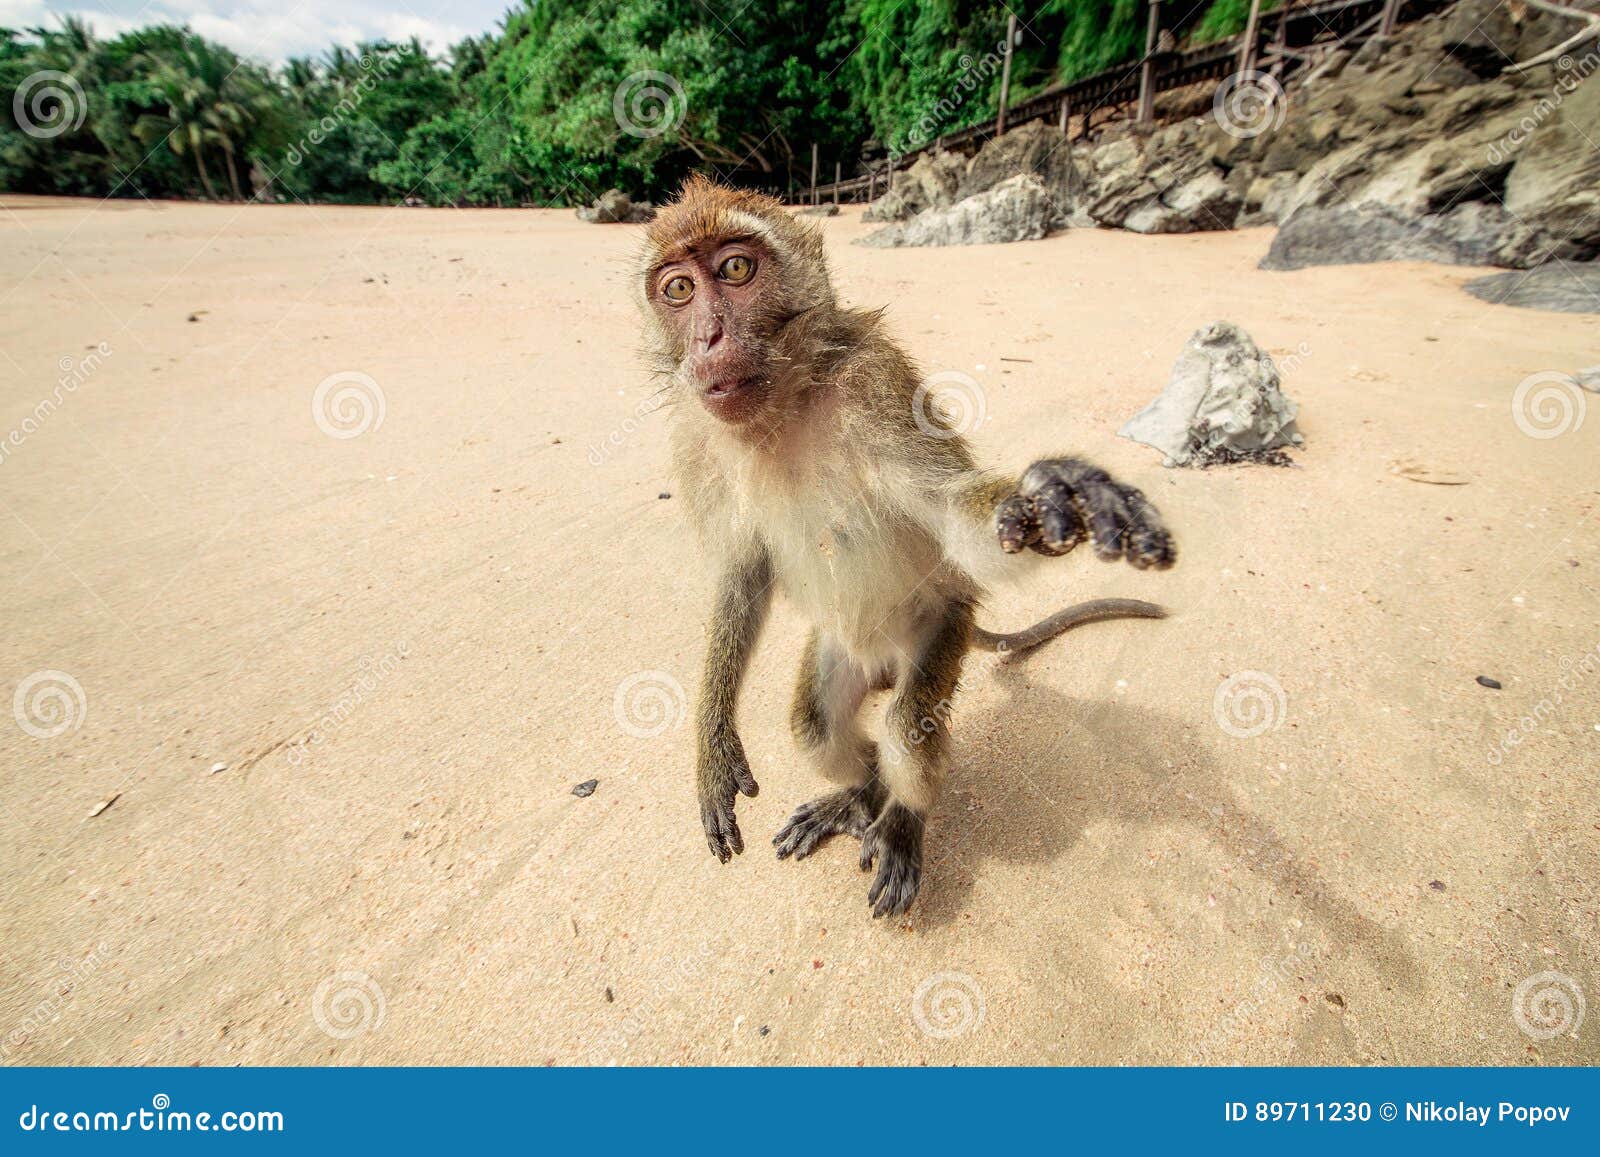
[638,175,1176,918]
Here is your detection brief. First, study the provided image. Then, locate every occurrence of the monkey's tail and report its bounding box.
[971,598,1167,655]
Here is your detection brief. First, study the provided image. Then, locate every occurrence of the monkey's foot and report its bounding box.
[859,802,924,919]
[773,782,884,861]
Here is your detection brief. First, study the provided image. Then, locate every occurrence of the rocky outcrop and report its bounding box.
[1120,322,1304,467]
[1262,201,1567,270]
[1463,261,1600,313]
[858,174,1056,247]
[856,0,1598,265]
[576,189,655,223]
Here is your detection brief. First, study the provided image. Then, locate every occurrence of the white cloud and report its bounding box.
[7,1,498,62]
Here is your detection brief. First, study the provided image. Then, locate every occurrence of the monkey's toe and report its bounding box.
[773,786,879,860]
[859,803,924,918]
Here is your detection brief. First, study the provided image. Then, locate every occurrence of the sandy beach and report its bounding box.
[1,193,1595,1066]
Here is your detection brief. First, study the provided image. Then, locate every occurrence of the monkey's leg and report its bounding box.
[773,632,886,861]
[861,600,973,918]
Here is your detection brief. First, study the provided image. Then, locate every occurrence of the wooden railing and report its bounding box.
[798,0,1443,205]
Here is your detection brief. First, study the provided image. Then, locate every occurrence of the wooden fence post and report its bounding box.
[996,12,1018,136]
[1238,0,1263,74]
[833,161,841,206]
[810,143,818,206]
[1379,0,1401,37]
[1137,0,1160,125]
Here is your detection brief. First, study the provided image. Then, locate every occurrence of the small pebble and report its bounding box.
[209,761,227,775]
[604,987,614,1003]
[759,1026,770,1037]
[658,492,671,500]
[1476,675,1502,689]
[1429,880,1446,891]
[571,779,599,798]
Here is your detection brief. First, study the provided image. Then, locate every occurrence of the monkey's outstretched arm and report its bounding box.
[926,456,1177,586]
[696,544,774,863]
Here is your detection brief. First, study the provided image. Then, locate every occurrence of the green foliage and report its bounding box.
[2,0,1259,205]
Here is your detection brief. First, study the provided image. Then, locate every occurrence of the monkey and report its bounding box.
[637,174,1176,918]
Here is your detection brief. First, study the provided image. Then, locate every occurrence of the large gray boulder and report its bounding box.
[576,188,655,223]
[1120,322,1303,467]
[1503,70,1600,255]
[858,174,1056,248]
[1464,262,1600,314]
[1262,201,1572,270]
[862,150,967,222]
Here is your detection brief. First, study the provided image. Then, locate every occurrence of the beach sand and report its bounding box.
[1,194,1596,1065]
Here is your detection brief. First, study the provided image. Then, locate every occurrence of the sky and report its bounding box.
[2,0,519,61]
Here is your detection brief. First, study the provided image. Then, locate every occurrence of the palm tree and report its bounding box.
[133,33,275,200]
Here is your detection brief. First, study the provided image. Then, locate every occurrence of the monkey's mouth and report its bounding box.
[700,374,763,420]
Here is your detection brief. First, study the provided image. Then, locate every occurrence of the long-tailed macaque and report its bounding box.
[638,176,1175,917]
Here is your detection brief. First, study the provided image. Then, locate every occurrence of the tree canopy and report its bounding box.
[1,0,1261,206]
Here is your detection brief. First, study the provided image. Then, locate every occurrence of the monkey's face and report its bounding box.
[649,235,781,425]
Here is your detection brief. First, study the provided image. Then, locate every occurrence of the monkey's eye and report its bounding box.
[718,254,755,284]
[662,275,694,303]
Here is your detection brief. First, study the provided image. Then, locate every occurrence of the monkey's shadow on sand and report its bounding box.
[908,676,1418,988]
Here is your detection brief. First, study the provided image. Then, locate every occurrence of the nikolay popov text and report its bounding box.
[1406,1103,1571,1126]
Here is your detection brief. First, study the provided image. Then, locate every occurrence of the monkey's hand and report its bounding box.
[698,726,759,863]
[995,457,1176,569]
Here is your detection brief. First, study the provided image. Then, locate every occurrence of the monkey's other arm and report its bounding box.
[930,456,1176,583]
[696,544,774,862]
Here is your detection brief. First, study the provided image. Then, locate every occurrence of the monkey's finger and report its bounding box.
[1034,479,1086,555]
[994,495,1036,554]
[1121,489,1176,569]
[1071,480,1133,561]
[700,798,736,862]
[732,763,760,798]
[719,806,745,857]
